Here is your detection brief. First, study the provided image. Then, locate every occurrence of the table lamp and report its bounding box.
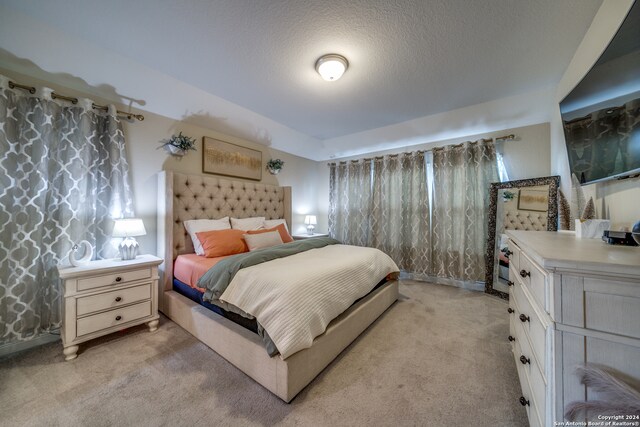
[304,215,317,235]
[112,218,146,260]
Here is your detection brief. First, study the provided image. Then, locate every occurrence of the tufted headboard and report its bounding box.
[157,171,291,300]
[503,209,548,231]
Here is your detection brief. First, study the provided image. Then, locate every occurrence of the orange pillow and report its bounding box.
[196,229,249,257]
[246,223,294,243]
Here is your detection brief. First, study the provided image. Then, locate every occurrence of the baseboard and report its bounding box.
[0,331,61,358]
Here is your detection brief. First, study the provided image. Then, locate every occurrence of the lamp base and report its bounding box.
[306,225,315,235]
[119,237,139,260]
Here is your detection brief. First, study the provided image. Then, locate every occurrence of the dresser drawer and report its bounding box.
[513,338,543,427]
[507,239,521,273]
[77,301,151,336]
[77,268,151,292]
[518,254,548,313]
[514,311,546,424]
[512,281,548,377]
[76,283,151,316]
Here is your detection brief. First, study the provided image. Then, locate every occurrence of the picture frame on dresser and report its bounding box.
[484,175,560,299]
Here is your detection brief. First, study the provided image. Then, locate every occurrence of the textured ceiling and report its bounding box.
[2,0,602,141]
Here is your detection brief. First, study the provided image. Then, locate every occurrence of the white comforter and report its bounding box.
[219,244,399,359]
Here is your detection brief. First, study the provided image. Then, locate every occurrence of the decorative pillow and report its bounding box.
[230,217,266,231]
[246,223,294,243]
[263,219,289,232]
[196,229,248,258]
[243,231,283,252]
[184,217,231,255]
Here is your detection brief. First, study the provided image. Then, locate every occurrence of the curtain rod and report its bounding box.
[8,80,145,121]
[327,134,516,164]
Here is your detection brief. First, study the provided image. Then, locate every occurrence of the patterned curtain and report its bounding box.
[328,160,373,246]
[0,75,134,344]
[430,140,498,282]
[371,152,430,275]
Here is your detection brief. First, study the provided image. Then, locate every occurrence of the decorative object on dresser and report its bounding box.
[266,158,285,175]
[202,136,262,181]
[506,230,640,426]
[112,218,147,260]
[484,175,560,298]
[57,254,163,361]
[304,215,317,235]
[68,240,93,267]
[160,131,197,157]
[632,220,640,245]
[574,196,610,239]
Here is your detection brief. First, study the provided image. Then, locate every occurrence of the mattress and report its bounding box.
[173,253,231,290]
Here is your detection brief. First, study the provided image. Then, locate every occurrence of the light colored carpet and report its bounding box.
[0,281,527,426]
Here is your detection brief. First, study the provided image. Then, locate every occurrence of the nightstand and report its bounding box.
[57,254,163,361]
[292,233,329,240]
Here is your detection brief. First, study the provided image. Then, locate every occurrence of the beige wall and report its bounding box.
[315,123,552,233]
[551,0,639,230]
[0,68,322,255]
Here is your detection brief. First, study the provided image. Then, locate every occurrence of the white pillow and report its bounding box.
[231,217,265,231]
[243,231,283,251]
[264,218,289,232]
[184,217,230,255]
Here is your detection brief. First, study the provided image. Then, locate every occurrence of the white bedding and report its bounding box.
[219,244,399,359]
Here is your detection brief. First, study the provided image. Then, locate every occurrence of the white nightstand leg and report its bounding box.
[147,319,159,332]
[63,345,79,361]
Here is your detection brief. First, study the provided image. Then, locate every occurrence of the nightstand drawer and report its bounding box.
[77,268,151,292]
[76,283,151,316]
[77,301,151,336]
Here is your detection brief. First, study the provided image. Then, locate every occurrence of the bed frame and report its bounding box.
[157,171,398,402]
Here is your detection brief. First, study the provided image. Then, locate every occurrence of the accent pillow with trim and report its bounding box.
[196,229,249,258]
[184,217,231,255]
[243,231,284,251]
[230,216,265,231]
[245,223,294,243]
[263,219,289,232]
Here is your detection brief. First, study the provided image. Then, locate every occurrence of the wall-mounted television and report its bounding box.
[559,1,640,185]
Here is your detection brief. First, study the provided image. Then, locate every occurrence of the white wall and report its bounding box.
[316,123,552,232]
[0,68,322,255]
[551,0,639,230]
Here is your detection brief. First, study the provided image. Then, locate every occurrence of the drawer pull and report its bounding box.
[519,269,530,278]
[115,296,122,302]
[115,315,122,321]
[519,314,530,323]
[508,308,514,314]
[519,396,530,406]
[508,335,515,342]
[505,250,513,257]
[519,355,530,365]
[507,280,514,287]
[115,276,122,282]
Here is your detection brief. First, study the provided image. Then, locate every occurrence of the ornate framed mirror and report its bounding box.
[484,176,560,299]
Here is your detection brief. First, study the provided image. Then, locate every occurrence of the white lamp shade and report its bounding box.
[112,218,146,238]
[315,54,348,81]
[304,215,317,225]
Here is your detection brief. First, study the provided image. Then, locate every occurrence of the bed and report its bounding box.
[157,171,399,402]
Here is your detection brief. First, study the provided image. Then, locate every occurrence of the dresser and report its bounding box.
[57,254,163,360]
[506,231,640,426]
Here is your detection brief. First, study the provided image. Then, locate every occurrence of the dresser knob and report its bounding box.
[505,250,513,257]
[507,280,514,287]
[508,335,515,342]
[520,355,530,365]
[519,314,530,323]
[519,269,530,278]
[508,308,514,314]
[115,276,122,282]
[115,315,122,321]
[115,296,122,302]
[519,396,530,406]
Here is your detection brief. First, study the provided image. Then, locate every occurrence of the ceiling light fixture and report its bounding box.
[315,54,348,81]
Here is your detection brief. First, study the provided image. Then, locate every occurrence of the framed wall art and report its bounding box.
[202,137,262,181]
[517,188,550,212]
